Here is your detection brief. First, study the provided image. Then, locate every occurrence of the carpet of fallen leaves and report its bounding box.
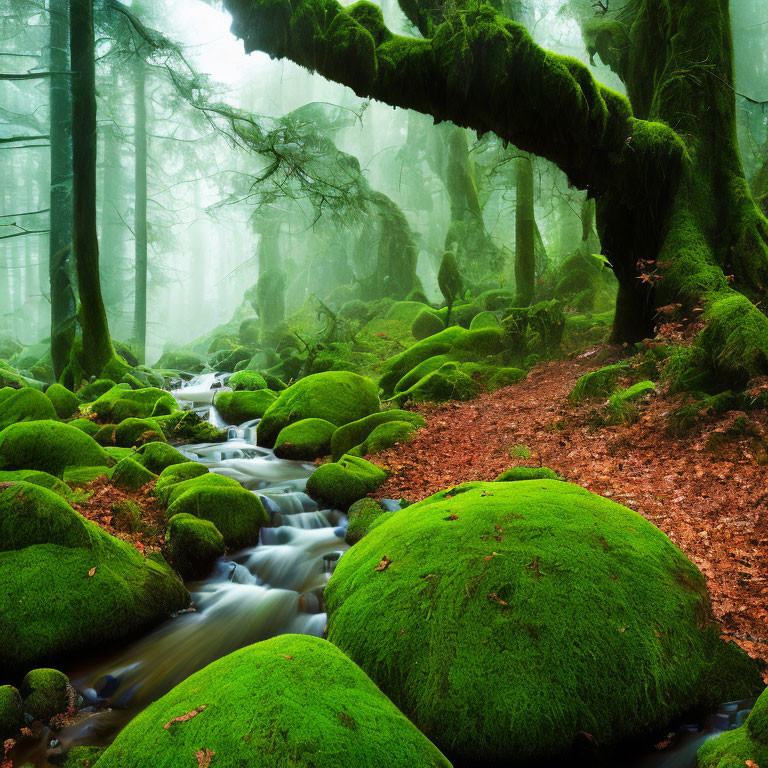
[375,348,768,679]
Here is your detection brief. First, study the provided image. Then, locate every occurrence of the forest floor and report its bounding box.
[376,348,768,679]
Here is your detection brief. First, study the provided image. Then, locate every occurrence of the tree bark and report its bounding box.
[514,153,535,306]
[133,57,148,364]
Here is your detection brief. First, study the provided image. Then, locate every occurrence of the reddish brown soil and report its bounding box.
[375,348,768,677]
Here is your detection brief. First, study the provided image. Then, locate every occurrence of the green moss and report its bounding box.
[113,417,166,448]
[111,457,157,491]
[158,472,242,508]
[258,372,381,448]
[0,469,75,500]
[391,362,481,405]
[569,363,631,403]
[306,454,387,511]
[166,513,226,580]
[20,668,71,722]
[62,465,109,486]
[274,418,337,461]
[345,498,388,545]
[331,410,425,461]
[502,300,565,359]
[156,348,207,373]
[89,385,177,421]
[412,309,445,340]
[387,301,434,328]
[607,381,655,424]
[0,420,110,477]
[469,311,500,330]
[698,687,768,767]
[0,685,24,740]
[44,383,80,419]
[94,423,117,446]
[562,312,614,353]
[159,411,226,444]
[67,417,100,437]
[166,480,268,549]
[59,746,105,768]
[0,485,188,676]
[325,481,762,763]
[95,634,450,768]
[353,420,418,455]
[77,378,116,402]
[494,466,561,481]
[134,442,187,474]
[214,389,278,424]
[228,370,267,391]
[393,354,454,396]
[154,462,209,498]
[0,386,58,431]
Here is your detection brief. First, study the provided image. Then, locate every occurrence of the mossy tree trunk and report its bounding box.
[514,153,535,306]
[133,57,148,365]
[255,215,286,343]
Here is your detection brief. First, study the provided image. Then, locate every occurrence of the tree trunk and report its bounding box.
[255,216,286,342]
[514,153,535,306]
[49,0,75,380]
[133,58,148,365]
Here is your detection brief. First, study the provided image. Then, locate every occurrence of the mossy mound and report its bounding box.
[569,363,630,403]
[45,383,80,419]
[159,411,226,444]
[95,634,450,768]
[77,378,116,402]
[698,688,768,768]
[274,418,337,461]
[353,420,418,455]
[0,483,188,675]
[60,746,105,768]
[469,311,501,330]
[94,423,117,446]
[165,480,268,549]
[113,417,166,448]
[134,442,188,474]
[156,348,207,373]
[159,472,242,507]
[20,668,71,722]
[412,309,445,340]
[494,466,561,481]
[331,410,425,461]
[89,385,177,421]
[0,420,110,477]
[228,370,267,391]
[306,454,387,511]
[154,462,209,498]
[345,498,388,545]
[63,465,109,486]
[0,386,58,431]
[0,469,74,500]
[0,684,24,740]
[67,417,100,437]
[325,481,762,763]
[166,513,226,580]
[214,389,277,425]
[111,457,157,491]
[390,362,481,405]
[606,381,655,424]
[258,372,381,448]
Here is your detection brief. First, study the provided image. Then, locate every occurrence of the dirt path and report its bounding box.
[375,350,768,677]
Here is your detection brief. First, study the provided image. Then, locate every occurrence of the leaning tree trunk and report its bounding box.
[49,0,75,380]
[514,153,535,306]
[69,0,125,383]
[133,58,148,365]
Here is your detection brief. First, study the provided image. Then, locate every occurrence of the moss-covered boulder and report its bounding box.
[214,389,277,425]
[494,466,561,482]
[156,348,207,373]
[154,461,209,499]
[0,685,24,740]
[134,442,187,474]
[345,498,388,545]
[89,385,177,421]
[20,668,71,722]
[0,386,58,431]
[390,362,480,405]
[569,363,630,403]
[353,420,418,456]
[159,472,242,507]
[274,418,337,461]
[45,383,80,419]
[113,417,166,448]
[111,457,157,491]
[306,454,387,511]
[166,513,226,580]
[165,479,268,549]
[160,411,226,444]
[94,634,450,768]
[0,482,188,676]
[0,469,74,500]
[412,309,445,341]
[228,370,267,391]
[325,480,762,763]
[0,420,110,477]
[67,417,100,437]
[59,746,105,768]
[94,423,117,446]
[331,410,425,461]
[698,687,768,768]
[258,372,381,448]
[77,378,116,402]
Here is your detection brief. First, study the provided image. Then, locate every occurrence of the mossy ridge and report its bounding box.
[331,410,425,461]
[306,454,388,511]
[0,387,58,431]
[274,418,337,461]
[133,442,187,474]
[95,634,451,768]
[88,385,178,421]
[325,480,762,763]
[214,389,277,425]
[494,466,561,481]
[154,461,209,498]
[0,469,75,501]
[111,457,157,491]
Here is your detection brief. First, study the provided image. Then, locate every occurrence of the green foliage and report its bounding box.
[331,410,425,461]
[214,389,278,424]
[111,457,157,491]
[95,634,451,768]
[569,364,630,403]
[306,454,388,511]
[274,418,337,461]
[59,746,105,768]
[166,513,226,580]
[554,252,616,313]
[0,387,58,431]
[20,668,71,722]
[45,383,80,419]
[494,466,561,481]
[0,420,110,477]
[606,381,655,425]
[325,481,762,763]
[0,685,24,740]
[89,385,178,421]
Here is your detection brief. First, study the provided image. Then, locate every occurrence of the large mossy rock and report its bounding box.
[94,634,451,768]
[20,667,71,722]
[154,461,209,499]
[325,480,762,764]
[306,454,387,511]
[45,383,80,419]
[331,410,425,461]
[89,385,177,421]
[0,482,188,676]
[0,386,58,431]
[111,457,157,491]
[113,417,166,448]
[258,372,381,448]
[133,442,188,474]
[166,513,226,580]
[274,418,337,461]
[0,420,110,477]
[214,389,277,425]
[390,362,481,405]
[0,684,24,740]
[569,363,630,403]
[698,687,768,768]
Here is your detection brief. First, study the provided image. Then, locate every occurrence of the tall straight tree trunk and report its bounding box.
[133,59,148,365]
[69,0,121,381]
[100,122,126,322]
[49,0,75,379]
[514,153,535,307]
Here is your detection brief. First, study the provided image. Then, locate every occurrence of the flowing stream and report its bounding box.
[11,373,756,766]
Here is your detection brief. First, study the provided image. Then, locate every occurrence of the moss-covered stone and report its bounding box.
[20,668,71,722]
[306,454,387,511]
[154,461,209,499]
[469,311,501,330]
[325,481,762,763]
[606,381,655,424]
[412,309,445,340]
[698,687,768,768]
[89,385,177,421]
[67,417,100,437]
[166,513,226,580]
[62,465,109,486]
[159,411,226,444]
[134,442,187,474]
[228,370,267,391]
[95,634,450,768]
[0,469,75,500]
[45,383,80,419]
[274,418,337,461]
[77,378,116,403]
[111,457,157,491]
[345,498,388,545]
[0,420,110,477]
[94,423,117,446]
[0,685,24,740]
[59,746,105,768]
[258,372,381,448]
[156,348,207,373]
[494,466,561,481]
[353,420,418,455]
[0,483,188,676]
[113,417,166,448]
[391,362,481,405]
[214,389,277,425]
[331,410,425,461]
[0,386,58,431]
[569,363,630,403]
